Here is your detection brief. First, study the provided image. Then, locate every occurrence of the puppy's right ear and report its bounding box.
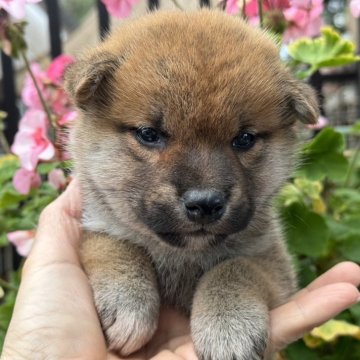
[65,53,122,110]
[284,79,319,125]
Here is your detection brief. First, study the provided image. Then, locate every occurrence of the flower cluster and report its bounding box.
[225,0,324,42]
[11,55,75,194]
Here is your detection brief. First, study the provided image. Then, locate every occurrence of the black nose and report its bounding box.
[182,189,226,224]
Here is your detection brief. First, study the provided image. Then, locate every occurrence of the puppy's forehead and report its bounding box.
[106,10,286,140]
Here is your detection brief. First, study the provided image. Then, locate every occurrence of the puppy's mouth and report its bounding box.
[157,230,227,249]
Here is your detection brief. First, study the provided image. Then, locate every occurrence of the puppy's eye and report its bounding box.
[136,127,163,147]
[232,132,256,150]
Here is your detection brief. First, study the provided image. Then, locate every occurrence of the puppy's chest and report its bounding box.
[152,256,214,314]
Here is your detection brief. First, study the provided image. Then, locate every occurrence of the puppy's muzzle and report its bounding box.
[182,189,226,224]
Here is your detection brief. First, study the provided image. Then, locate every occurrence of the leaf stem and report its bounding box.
[0,278,18,292]
[20,51,56,131]
[257,0,263,28]
[344,143,360,187]
[0,131,10,154]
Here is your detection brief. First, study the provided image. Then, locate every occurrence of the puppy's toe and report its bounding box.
[93,283,159,355]
[105,310,158,355]
[191,313,268,360]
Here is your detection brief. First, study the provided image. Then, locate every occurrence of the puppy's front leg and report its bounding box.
[191,257,284,360]
[81,232,160,356]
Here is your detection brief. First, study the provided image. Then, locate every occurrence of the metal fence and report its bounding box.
[0,0,359,274]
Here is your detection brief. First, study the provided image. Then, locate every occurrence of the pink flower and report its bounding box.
[51,87,73,115]
[101,0,140,18]
[245,0,258,17]
[268,0,290,8]
[22,57,74,114]
[13,167,41,194]
[47,54,75,85]
[243,0,290,17]
[350,0,360,17]
[11,109,55,171]
[307,115,328,130]
[7,230,34,256]
[21,63,49,110]
[283,0,324,42]
[48,168,66,190]
[225,0,240,15]
[58,110,77,126]
[0,0,42,20]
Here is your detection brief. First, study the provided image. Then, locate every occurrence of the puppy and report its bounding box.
[65,9,318,360]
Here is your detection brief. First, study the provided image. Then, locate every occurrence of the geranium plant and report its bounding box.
[0,0,359,357]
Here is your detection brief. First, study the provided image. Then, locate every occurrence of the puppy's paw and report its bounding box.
[93,280,160,356]
[191,308,269,360]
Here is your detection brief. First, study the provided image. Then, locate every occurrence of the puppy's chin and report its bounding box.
[156,231,228,250]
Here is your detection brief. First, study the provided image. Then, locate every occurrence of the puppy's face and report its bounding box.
[66,10,318,250]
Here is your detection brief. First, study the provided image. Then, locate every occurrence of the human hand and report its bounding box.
[2,180,360,360]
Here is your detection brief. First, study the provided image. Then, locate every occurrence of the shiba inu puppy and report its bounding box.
[65,9,318,360]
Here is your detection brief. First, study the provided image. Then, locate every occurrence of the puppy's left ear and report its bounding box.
[64,52,122,111]
[285,80,319,125]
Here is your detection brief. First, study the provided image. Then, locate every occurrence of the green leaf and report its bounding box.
[349,303,360,326]
[282,203,330,258]
[37,162,60,175]
[338,235,360,262]
[303,127,345,154]
[0,183,27,208]
[0,155,19,185]
[330,188,360,216]
[288,27,360,78]
[326,215,360,241]
[5,22,27,59]
[0,234,8,248]
[0,290,16,331]
[294,178,323,200]
[277,183,303,207]
[351,122,360,136]
[297,128,349,182]
[284,339,320,360]
[296,258,318,288]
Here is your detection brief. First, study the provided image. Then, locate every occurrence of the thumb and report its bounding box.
[23,179,82,273]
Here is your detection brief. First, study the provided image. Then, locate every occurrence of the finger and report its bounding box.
[270,282,359,351]
[150,350,186,360]
[155,307,190,339]
[23,179,83,273]
[293,262,360,300]
[55,178,82,219]
[174,342,198,360]
[156,335,193,354]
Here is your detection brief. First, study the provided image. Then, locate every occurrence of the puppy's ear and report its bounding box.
[65,52,122,110]
[285,80,319,125]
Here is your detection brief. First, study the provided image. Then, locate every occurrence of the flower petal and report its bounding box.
[7,230,34,256]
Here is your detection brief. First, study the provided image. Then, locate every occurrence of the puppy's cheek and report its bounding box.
[135,185,184,233]
[220,199,254,235]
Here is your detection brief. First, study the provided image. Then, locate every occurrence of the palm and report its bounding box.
[109,308,193,360]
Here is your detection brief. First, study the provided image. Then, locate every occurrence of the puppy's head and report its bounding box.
[66,10,318,250]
